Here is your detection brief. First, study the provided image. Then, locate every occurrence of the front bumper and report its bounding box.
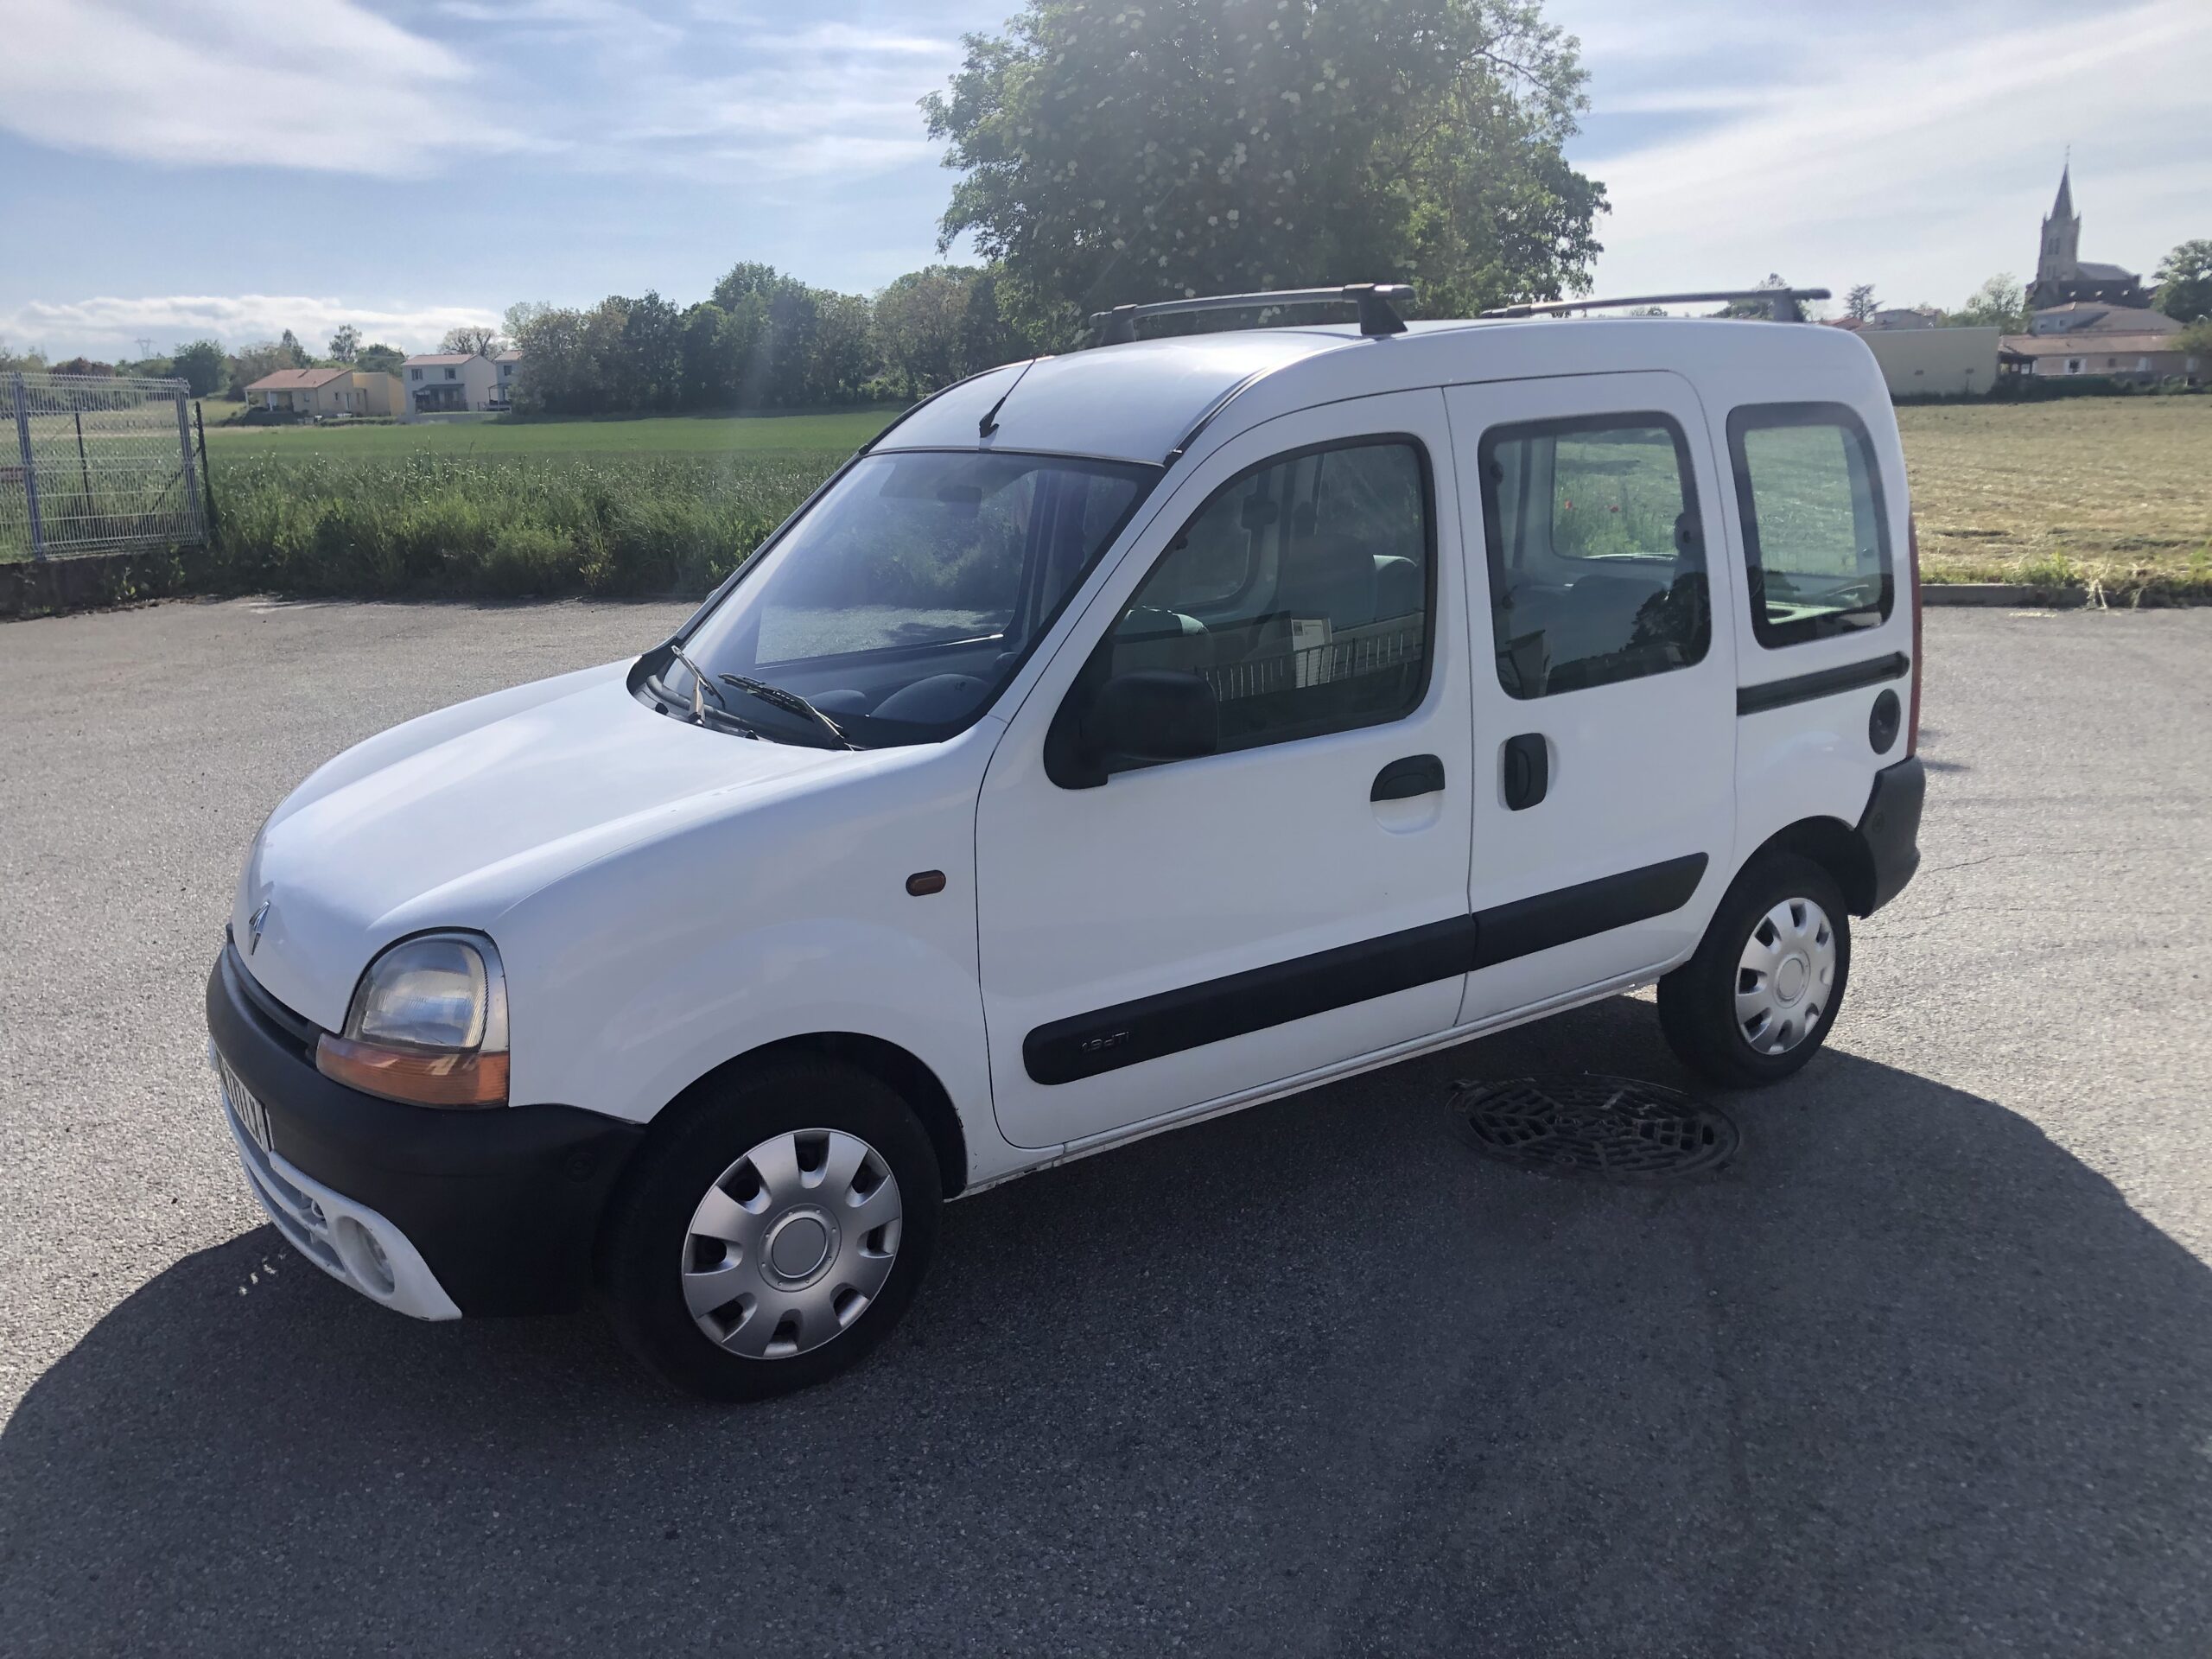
[214,1052,463,1319]
[206,944,645,1316]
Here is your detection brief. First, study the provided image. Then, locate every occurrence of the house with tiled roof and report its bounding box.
[242,365,404,417]
[2027,301,2182,338]
[1999,331,2205,385]
[400,352,503,419]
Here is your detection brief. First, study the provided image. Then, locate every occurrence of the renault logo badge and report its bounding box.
[247,898,271,956]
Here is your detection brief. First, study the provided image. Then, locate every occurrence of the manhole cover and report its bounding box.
[1449,1075,1738,1182]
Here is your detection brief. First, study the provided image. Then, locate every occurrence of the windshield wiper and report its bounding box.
[659,641,760,737]
[720,675,855,750]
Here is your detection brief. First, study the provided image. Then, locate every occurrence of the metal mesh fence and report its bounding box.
[2,372,207,560]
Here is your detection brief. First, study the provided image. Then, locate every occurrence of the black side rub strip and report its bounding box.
[1471,853,1707,970]
[1024,916,1474,1086]
[1738,652,1909,716]
[1023,854,1709,1084]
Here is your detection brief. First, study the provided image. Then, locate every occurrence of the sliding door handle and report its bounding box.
[1372,753,1446,802]
[1502,734,1548,810]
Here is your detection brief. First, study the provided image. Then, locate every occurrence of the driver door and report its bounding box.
[975,390,1475,1150]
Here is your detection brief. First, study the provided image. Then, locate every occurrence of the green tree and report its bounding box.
[677,302,732,408]
[169,339,226,396]
[229,340,294,396]
[874,265,981,396]
[1845,283,1878,321]
[327,324,360,362]
[508,308,588,414]
[1951,274,2028,333]
[922,0,1604,340]
[809,290,877,403]
[621,289,685,410]
[709,263,830,406]
[441,324,501,357]
[277,329,310,368]
[2154,240,2212,323]
[355,341,404,376]
[582,297,637,411]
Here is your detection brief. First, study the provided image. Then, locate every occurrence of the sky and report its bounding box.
[2,0,2208,359]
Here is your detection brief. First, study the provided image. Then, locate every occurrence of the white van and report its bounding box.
[208,286,1925,1398]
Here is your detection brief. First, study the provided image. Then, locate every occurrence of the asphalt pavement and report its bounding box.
[2,598,2208,1656]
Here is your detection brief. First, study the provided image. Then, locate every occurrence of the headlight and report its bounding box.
[315,931,510,1108]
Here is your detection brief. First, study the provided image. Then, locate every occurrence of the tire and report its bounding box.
[1658,852,1851,1089]
[598,1056,942,1401]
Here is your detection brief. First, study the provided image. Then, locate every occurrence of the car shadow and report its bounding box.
[5,997,2209,1656]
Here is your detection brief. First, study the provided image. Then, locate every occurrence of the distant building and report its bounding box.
[2027,162,2150,310]
[1850,327,2001,397]
[400,352,503,419]
[493,348,522,410]
[1856,308,1942,332]
[243,366,404,417]
[1998,333,2205,384]
[2027,301,2182,337]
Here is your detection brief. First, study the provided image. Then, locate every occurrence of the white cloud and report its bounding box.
[588,22,963,181]
[1576,0,2212,306]
[0,0,524,175]
[2,296,505,358]
[0,0,965,188]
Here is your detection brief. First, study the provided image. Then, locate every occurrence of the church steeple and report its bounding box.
[2037,156,2080,290]
[2027,151,2149,313]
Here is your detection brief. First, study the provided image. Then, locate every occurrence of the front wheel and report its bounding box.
[599,1057,942,1401]
[1658,853,1851,1088]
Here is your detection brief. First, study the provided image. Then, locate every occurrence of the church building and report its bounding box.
[2028,163,2150,310]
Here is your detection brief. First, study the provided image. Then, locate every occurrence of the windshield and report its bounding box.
[654,450,1156,747]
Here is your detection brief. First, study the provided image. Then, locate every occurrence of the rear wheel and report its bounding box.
[599,1057,942,1400]
[1659,853,1850,1088]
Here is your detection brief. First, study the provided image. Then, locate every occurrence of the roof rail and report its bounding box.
[1480,288,1833,324]
[1087,283,1413,346]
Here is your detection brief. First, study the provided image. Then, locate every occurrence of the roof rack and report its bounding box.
[1480,288,1833,324]
[1087,283,1413,346]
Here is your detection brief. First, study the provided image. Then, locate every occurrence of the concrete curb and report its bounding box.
[1922,583,2089,609]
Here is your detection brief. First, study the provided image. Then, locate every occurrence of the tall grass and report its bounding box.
[209,452,840,597]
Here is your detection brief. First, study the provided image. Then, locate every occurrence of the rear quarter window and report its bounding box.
[1727,402,1894,648]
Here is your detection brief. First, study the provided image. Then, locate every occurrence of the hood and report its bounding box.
[232,661,857,1028]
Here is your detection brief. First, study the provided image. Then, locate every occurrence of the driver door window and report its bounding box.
[1103,436,1433,757]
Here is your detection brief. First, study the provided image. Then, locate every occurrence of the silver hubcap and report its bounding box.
[682,1128,902,1359]
[1735,896,1836,1056]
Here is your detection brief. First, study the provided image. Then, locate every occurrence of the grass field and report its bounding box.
[10,395,2208,601]
[200,405,899,459]
[180,408,899,596]
[1897,397,2212,597]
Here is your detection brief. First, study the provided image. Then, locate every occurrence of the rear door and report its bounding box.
[1443,372,1738,1022]
[976,390,1475,1150]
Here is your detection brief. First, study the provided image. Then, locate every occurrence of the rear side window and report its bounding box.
[1108,436,1433,756]
[1478,413,1710,699]
[1728,403,1893,646]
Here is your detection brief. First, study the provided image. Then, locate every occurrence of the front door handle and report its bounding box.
[1371,753,1446,802]
[1502,734,1548,810]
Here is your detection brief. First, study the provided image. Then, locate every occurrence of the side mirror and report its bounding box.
[1046,670,1218,788]
[1086,671,1219,763]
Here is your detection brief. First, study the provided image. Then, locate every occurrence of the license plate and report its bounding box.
[219,1056,275,1156]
